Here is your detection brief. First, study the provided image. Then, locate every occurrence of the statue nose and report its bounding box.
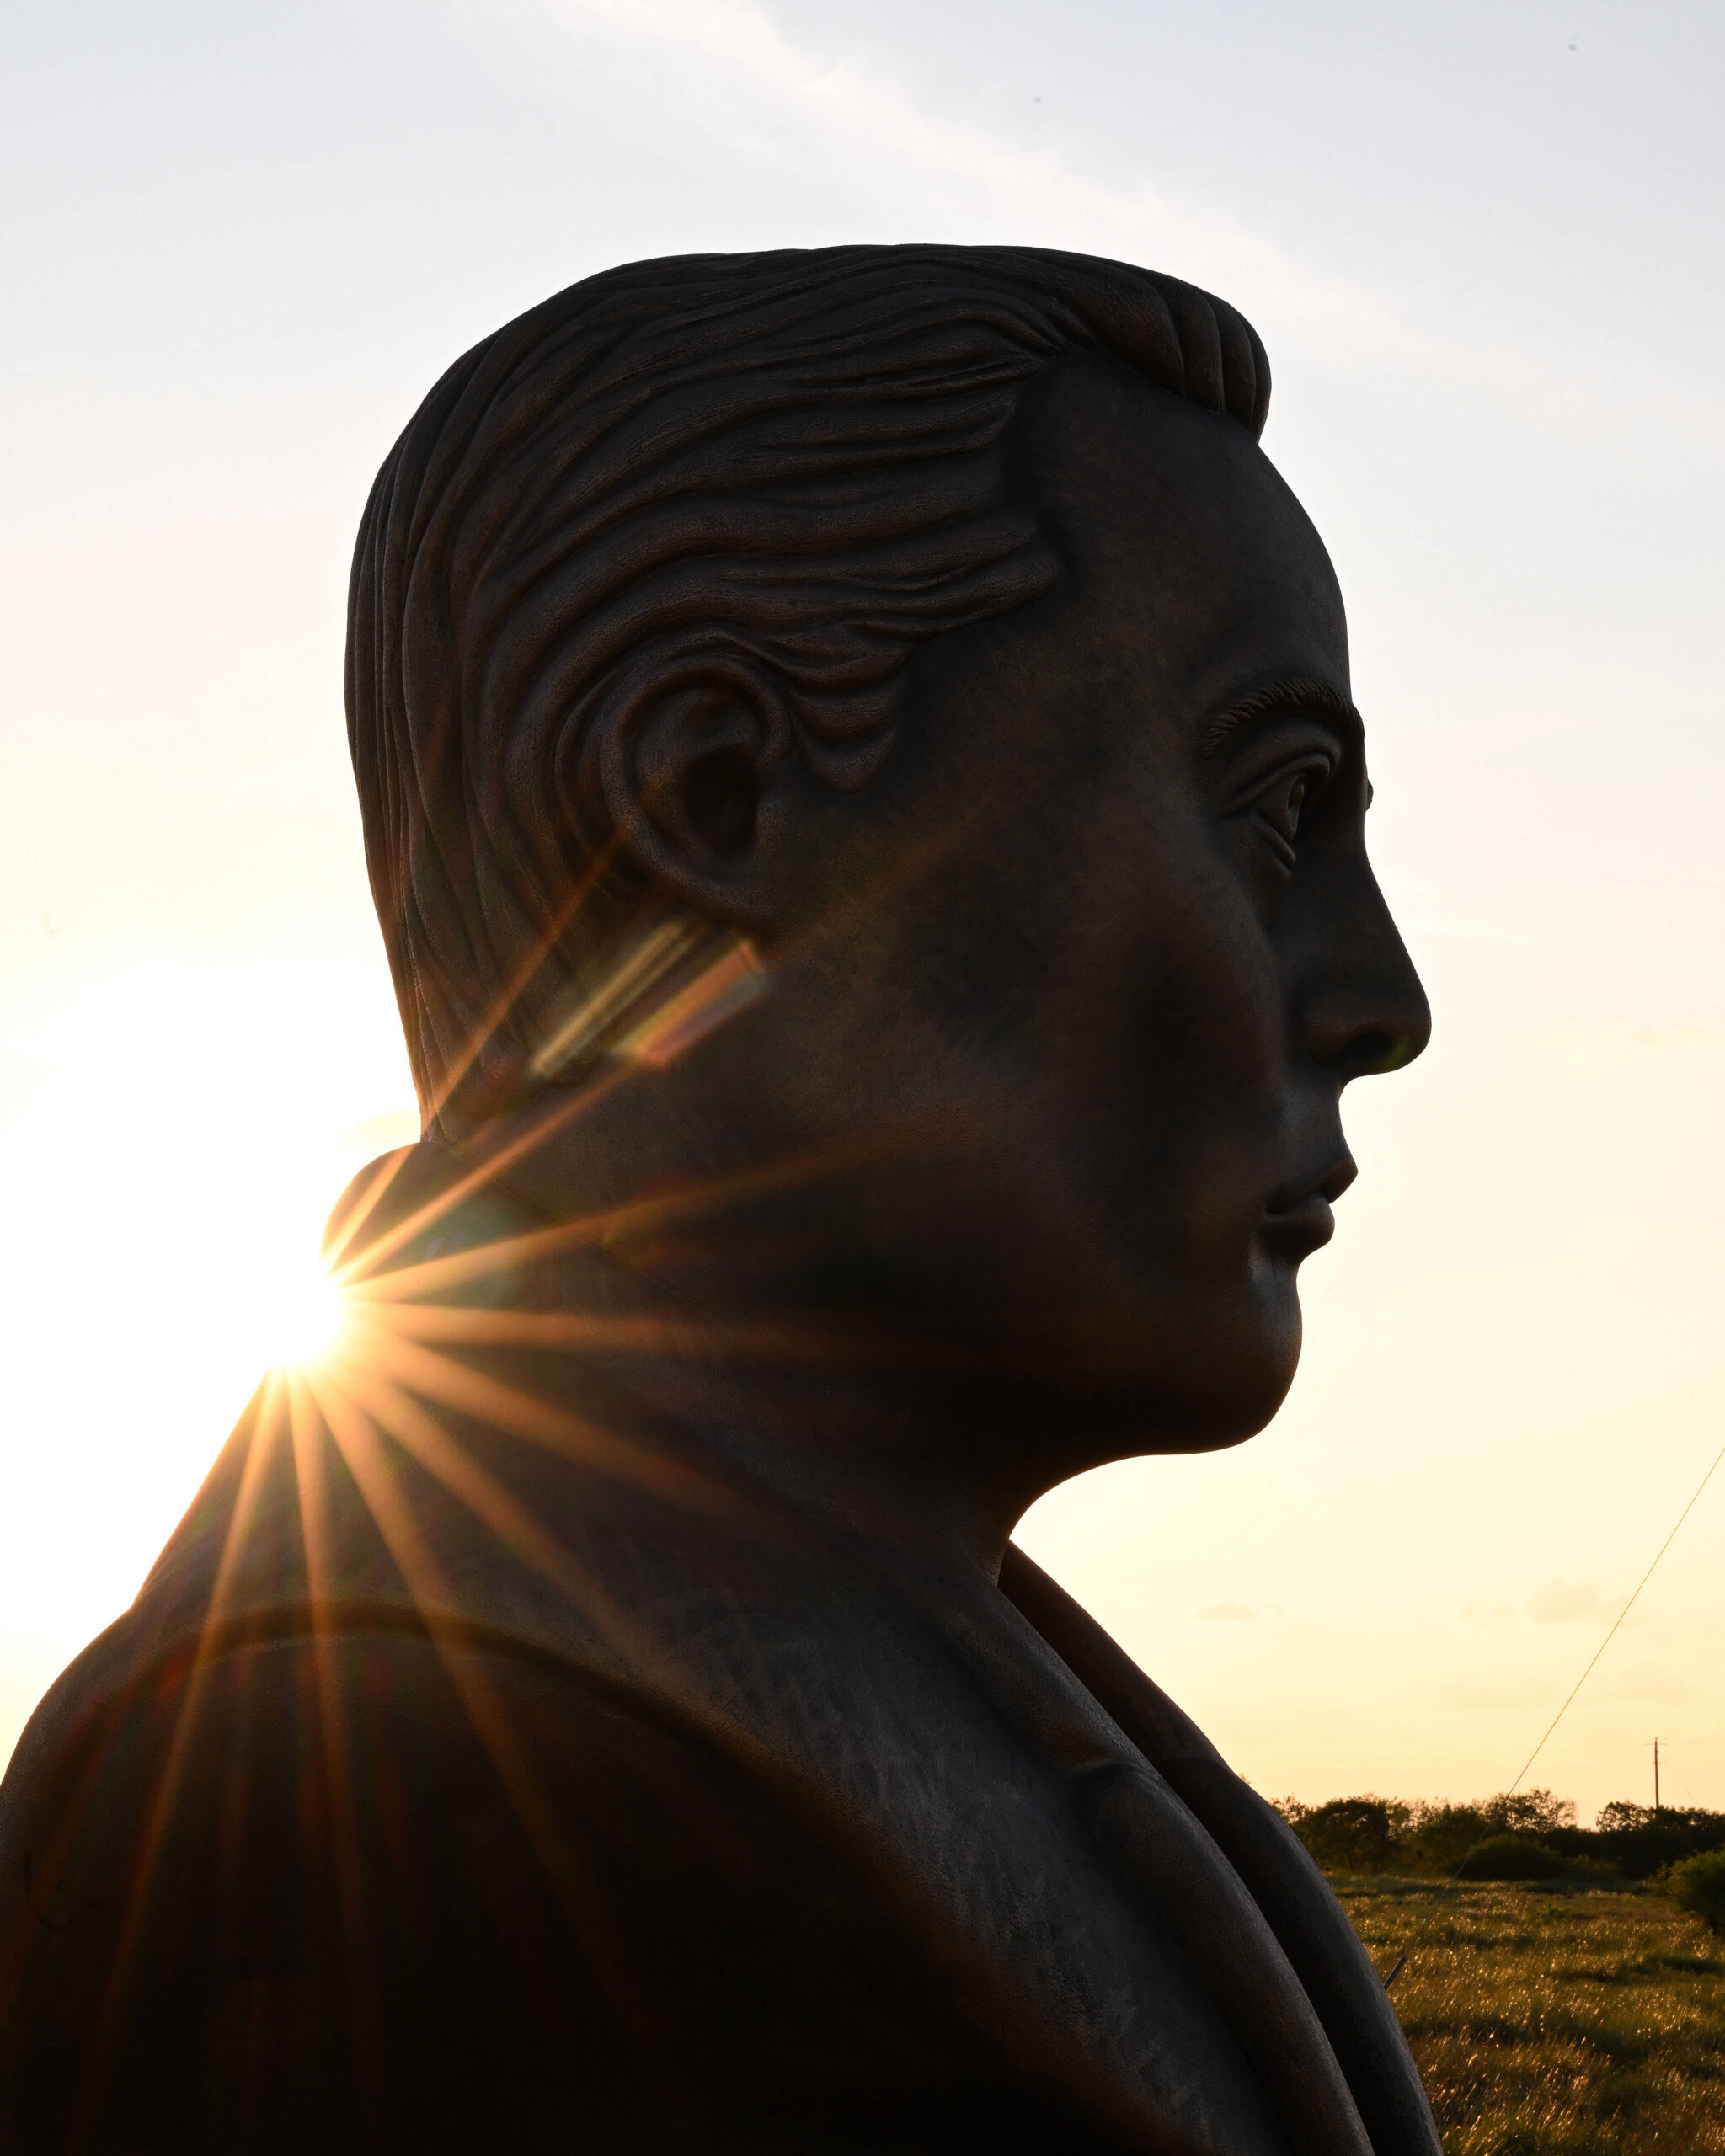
[1299,918,1431,1080]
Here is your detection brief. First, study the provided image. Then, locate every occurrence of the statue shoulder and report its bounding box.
[0,1616,1094,2153]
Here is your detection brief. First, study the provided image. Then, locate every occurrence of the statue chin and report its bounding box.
[0,245,1435,2156]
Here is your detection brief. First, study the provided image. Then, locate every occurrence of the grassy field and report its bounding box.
[1335,1880,1725,2153]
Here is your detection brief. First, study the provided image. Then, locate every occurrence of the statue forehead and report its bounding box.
[1017,355,1332,580]
[993,356,1349,723]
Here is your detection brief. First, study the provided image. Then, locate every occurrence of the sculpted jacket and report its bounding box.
[0,1163,1440,2156]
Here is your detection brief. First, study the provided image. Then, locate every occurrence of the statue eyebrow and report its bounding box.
[1199,676,1357,757]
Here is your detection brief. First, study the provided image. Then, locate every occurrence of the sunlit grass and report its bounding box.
[1337,1880,1725,2153]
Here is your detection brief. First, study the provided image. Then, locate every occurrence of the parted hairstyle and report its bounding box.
[346,245,1271,1135]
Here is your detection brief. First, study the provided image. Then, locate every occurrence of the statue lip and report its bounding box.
[1259,1155,1356,1257]
[1258,1192,1336,1258]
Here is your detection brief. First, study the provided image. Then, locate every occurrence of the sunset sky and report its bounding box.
[3,0,1723,1817]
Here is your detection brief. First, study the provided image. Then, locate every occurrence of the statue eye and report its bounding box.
[1247,760,1327,871]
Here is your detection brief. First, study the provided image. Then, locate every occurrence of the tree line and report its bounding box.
[1273,1789,1725,1882]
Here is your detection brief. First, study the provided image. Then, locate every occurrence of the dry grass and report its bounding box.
[1334,1880,1725,2153]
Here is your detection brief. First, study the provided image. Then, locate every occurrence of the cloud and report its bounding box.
[1527,1578,1614,1625]
[522,0,1432,380]
[1197,1600,1258,1621]
[494,0,1725,456]
[1461,1601,1516,1625]
[1605,1660,1692,1706]
[1439,1678,1557,1711]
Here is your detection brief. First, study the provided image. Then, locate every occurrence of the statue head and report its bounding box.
[346,246,1429,1479]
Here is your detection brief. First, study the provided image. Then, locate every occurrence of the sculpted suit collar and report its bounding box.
[7,1146,1439,2156]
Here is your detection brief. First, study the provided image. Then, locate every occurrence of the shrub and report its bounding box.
[1668,1848,1725,1934]
[1594,1804,1725,1880]
[1402,1801,1491,1873]
[1597,1801,1658,1833]
[1277,1796,1409,1872]
[1482,1787,1577,1834]
[1455,1835,1572,1881]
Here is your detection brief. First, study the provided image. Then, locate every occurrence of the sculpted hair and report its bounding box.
[347,245,1271,1134]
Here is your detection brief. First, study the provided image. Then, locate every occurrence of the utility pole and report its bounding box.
[1653,1737,1661,1813]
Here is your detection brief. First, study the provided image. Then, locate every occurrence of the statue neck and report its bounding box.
[397,1090,1044,1589]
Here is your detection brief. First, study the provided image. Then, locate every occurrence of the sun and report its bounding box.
[269,1259,350,1369]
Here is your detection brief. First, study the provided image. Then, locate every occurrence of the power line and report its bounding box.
[1384,1431,1725,1991]
[1498,1435,1725,1804]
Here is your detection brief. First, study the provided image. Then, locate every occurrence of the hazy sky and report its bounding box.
[4,0,1723,1815]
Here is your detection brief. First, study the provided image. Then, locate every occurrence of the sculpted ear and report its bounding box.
[600,669,793,919]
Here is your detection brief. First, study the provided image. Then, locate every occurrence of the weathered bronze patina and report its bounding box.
[0,248,1434,2154]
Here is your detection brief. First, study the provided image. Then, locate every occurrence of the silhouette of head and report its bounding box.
[347,246,1428,1460]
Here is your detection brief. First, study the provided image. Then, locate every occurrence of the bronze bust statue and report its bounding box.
[0,248,1436,2154]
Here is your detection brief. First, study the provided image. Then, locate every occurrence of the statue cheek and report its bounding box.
[1135,910,1288,1116]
